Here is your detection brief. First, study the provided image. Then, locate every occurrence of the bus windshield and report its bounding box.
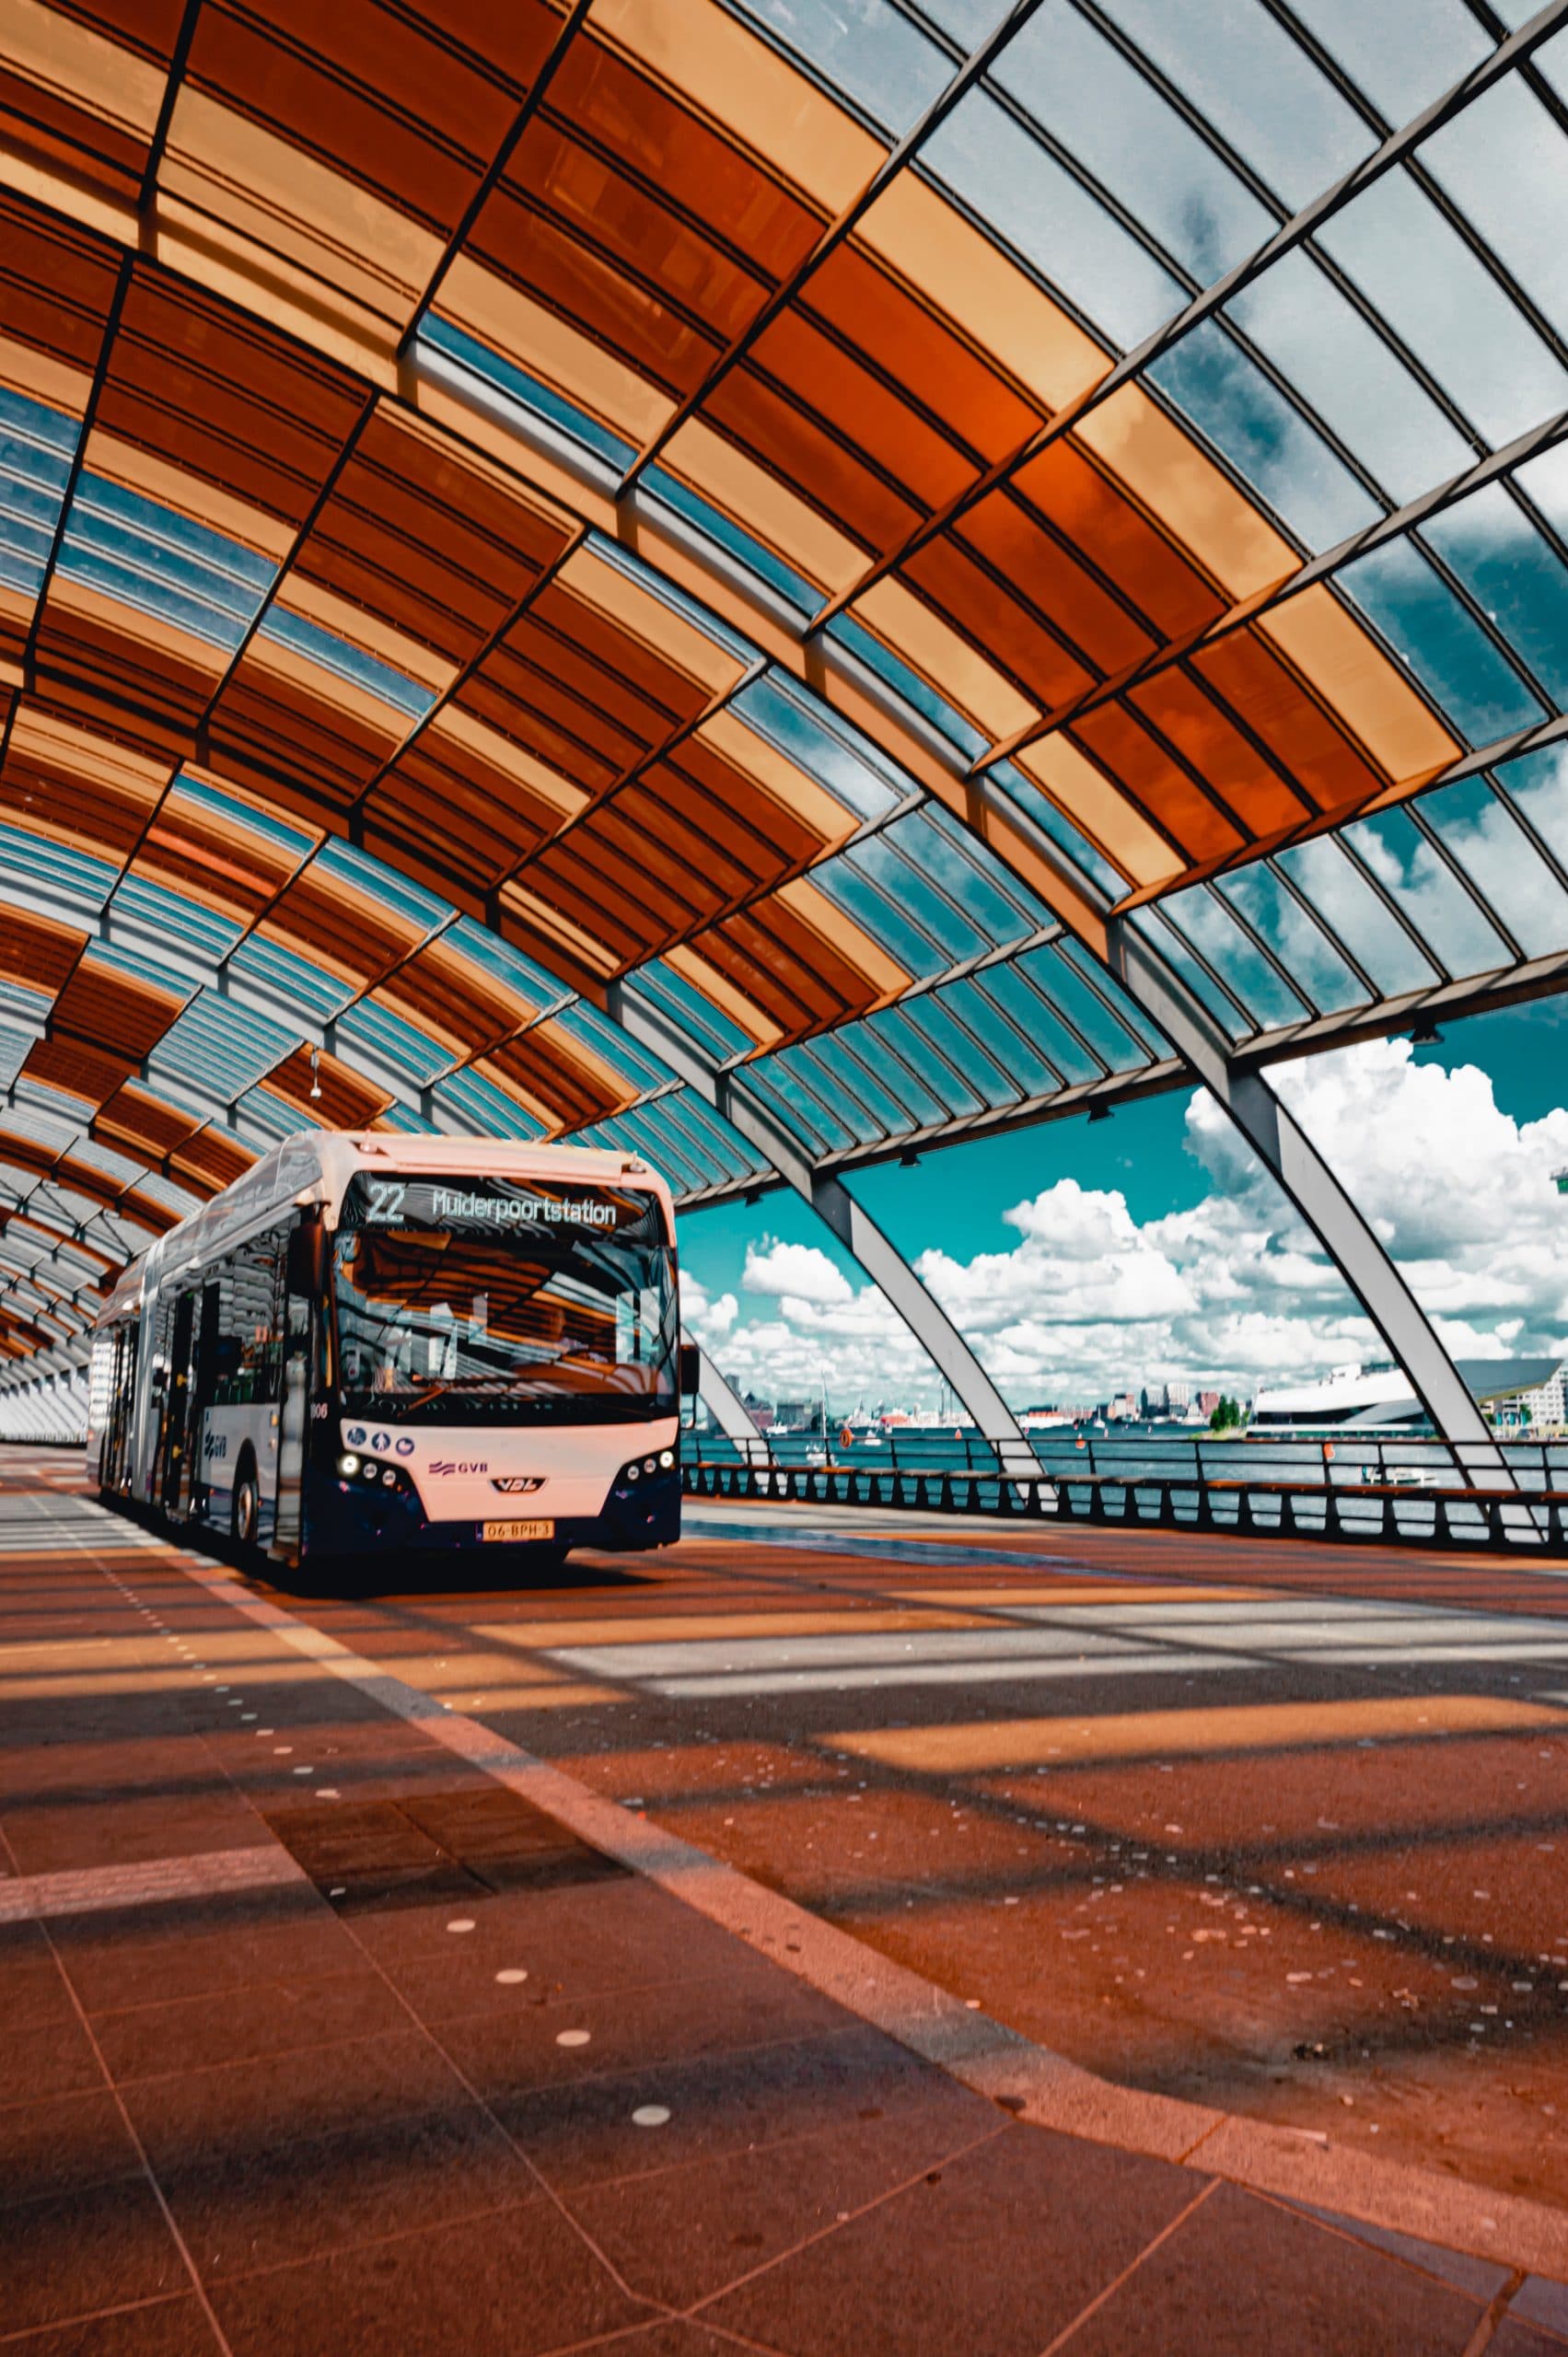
[331,1175,677,1425]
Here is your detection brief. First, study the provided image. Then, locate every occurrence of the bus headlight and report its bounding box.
[658,1448,675,1469]
[339,1453,359,1476]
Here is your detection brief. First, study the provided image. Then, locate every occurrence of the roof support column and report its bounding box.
[1107,916,1516,1485]
[694,1344,773,1465]
[613,988,1039,1476]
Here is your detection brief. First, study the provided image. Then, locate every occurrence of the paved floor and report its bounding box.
[3,1447,1566,2354]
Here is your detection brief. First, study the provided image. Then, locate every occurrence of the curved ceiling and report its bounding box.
[3,0,1568,1369]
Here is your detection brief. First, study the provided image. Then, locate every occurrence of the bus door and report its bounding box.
[273,1214,322,1561]
[102,1323,138,1493]
[158,1290,195,1515]
[188,1283,222,1522]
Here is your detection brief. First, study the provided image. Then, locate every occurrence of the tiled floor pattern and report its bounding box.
[293,1504,1568,2201]
[2,1452,1566,2353]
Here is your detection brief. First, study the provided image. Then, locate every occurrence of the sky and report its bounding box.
[678,998,1568,1413]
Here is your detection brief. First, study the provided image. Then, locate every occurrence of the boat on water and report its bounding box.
[1252,1356,1566,1432]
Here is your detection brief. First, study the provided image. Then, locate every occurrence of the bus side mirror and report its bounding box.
[286,1213,325,1296]
[679,1341,701,1399]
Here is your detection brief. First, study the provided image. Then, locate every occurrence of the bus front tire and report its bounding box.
[230,1453,261,1559]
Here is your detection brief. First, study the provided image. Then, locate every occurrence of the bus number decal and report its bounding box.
[365,1179,407,1225]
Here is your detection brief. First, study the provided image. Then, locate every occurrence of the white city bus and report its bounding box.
[87,1132,696,1574]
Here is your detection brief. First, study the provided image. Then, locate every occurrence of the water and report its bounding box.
[687,1421,1568,1495]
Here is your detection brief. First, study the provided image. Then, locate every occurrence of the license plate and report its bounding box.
[482,1518,555,1543]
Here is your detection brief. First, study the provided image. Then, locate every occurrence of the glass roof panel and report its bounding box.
[1149,319,1378,550]
[1493,743,1568,876]
[922,88,1183,349]
[1216,863,1366,1013]
[373,1102,440,1134]
[177,772,315,856]
[737,1058,849,1155]
[624,967,749,1065]
[1283,0,1491,125]
[240,1087,318,1143]
[1421,483,1568,709]
[1337,539,1546,745]
[936,972,1062,1097]
[336,999,448,1089]
[731,673,903,819]
[771,1040,891,1145]
[729,0,952,134]
[917,0,1010,41]
[916,802,1050,933]
[804,1028,921,1138]
[995,6,1275,281]
[813,852,949,980]
[226,935,354,1022]
[1343,803,1510,977]
[110,875,243,966]
[0,1024,29,1089]
[1272,834,1438,997]
[1098,0,1374,209]
[0,826,114,911]
[446,918,567,1016]
[1317,168,1568,450]
[580,1103,703,1194]
[989,761,1129,898]
[311,839,451,933]
[149,991,294,1102]
[1418,774,1568,957]
[1418,71,1568,343]
[434,1065,545,1139]
[555,1001,672,1093]
[828,614,989,760]
[1226,250,1471,503]
[1160,885,1311,1027]
[1513,436,1568,545]
[867,999,987,1113]
[418,317,633,470]
[913,990,1026,1108]
[643,466,826,620]
[1034,938,1165,1061]
[258,610,436,721]
[1128,905,1249,1039]
[837,1012,950,1125]
[956,960,1087,1086]
[660,1087,771,1186]
[0,387,77,598]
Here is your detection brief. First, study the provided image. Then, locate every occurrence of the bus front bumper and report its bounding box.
[305,1460,680,1555]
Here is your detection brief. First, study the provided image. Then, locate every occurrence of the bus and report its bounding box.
[87,1132,697,1574]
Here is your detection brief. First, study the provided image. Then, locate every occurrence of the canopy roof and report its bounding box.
[2,0,1568,1367]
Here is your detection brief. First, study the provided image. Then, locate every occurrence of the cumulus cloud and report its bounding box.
[703,1039,1568,1411]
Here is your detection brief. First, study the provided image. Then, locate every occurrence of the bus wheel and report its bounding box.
[230,1452,261,1558]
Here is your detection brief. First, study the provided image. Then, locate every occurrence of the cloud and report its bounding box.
[703,1039,1568,1411]
[742,1239,854,1306]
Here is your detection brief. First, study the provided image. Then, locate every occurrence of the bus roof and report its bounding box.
[96,1132,676,1326]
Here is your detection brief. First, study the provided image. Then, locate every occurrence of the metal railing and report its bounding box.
[682,1449,1568,1553]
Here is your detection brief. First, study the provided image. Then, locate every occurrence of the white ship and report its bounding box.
[1252,1357,1565,1431]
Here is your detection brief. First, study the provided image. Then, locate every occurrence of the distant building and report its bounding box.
[1140,1379,1192,1417]
[1196,1389,1221,1416]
